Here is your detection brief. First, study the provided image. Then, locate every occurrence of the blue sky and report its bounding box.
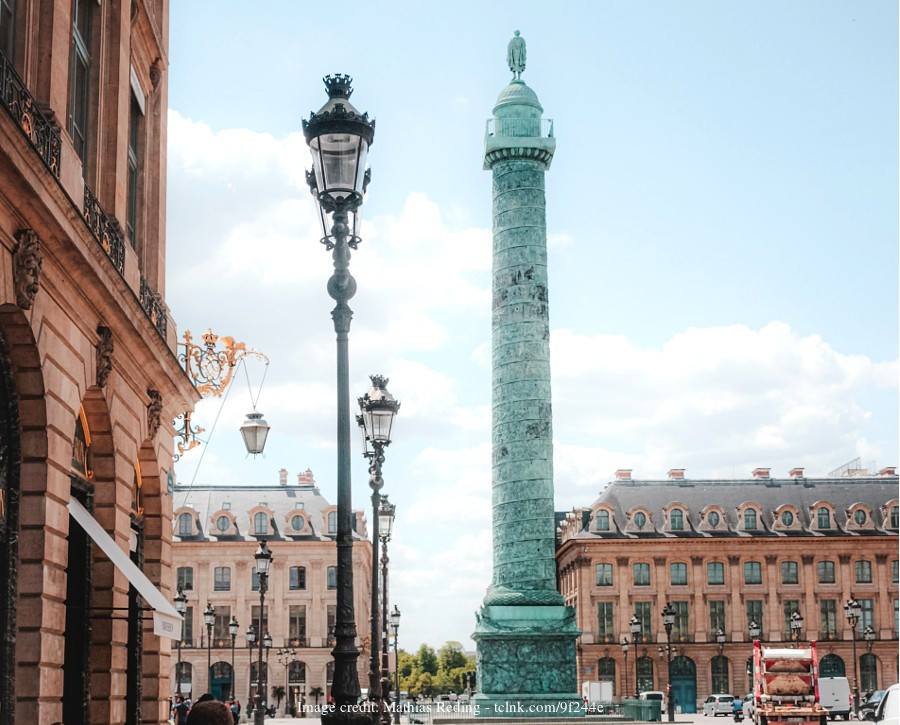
[165,1,898,650]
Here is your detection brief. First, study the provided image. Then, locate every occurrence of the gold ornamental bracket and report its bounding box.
[178,328,269,397]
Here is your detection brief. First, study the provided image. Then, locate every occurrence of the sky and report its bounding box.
[164,1,899,651]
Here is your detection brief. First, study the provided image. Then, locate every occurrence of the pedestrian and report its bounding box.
[185,700,233,725]
[172,695,190,725]
[227,699,239,724]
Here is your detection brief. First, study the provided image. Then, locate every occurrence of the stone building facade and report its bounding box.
[171,470,372,716]
[557,467,899,712]
[0,1,198,723]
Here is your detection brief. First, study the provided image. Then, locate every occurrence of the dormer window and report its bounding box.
[254,511,268,535]
[891,506,898,529]
[291,515,304,532]
[327,511,337,534]
[853,510,866,526]
[634,512,646,529]
[216,516,230,532]
[178,512,193,536]
[781,511,793,526]
[222,502,231,510]
[670,509,684,530]
[595,510,610,531]
[707,511,720,527]
[817,507,831,529]
[744,509,757,530]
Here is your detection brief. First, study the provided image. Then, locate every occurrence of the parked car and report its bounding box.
[704,694,736,716]
[820,677,853,720]
[640,691,666,712]
[742,694,756,720]
[860,691,887,721]
[873,684,897,725]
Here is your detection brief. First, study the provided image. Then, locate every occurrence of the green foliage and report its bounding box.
[417,644,438,675]
[271,685,286,707]
[398,642,476,696]
[438,641,468,673]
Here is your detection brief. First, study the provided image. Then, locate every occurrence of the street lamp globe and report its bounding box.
[247,624,256,645]
[749,620,761,640]
[174,587,187,615]
[203,602,215,629]
[379,498,396,542]
[254,540,273,577]
[240,410,270,456]
[390,605,401,632]
[357,375,400,453]
[621,638,630,654]
[264,632,273,650]
[716,628,726,646]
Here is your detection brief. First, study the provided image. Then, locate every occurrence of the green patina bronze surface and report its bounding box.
[473,32,581,719]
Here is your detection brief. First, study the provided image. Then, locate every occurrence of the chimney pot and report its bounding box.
[668,469,685,480]
[752,468,771,479]
[279,468,288,485]
[879,466,896,476]
[615,469,632,480]
[789,467,804,479]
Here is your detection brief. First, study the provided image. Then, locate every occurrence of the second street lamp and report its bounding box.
[246,624,257,714]
[630,614,641,697]
[174,587,187,699]
[379,497,396,725]
[716,627,726,655]
[844,597,862,716]
[661,603,675,723]
[790,611,804,645]
[389,606,401,725]
[204,602,215,694]
[621,638,630,701]
[229,616,239,700]
[254,541,273,725]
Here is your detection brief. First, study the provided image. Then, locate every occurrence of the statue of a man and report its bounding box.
[507,30,526,80]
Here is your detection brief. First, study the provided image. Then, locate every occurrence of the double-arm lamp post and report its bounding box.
[303,73,375,725]
[661,603,675,723]
[844,597,862,716]
[254,542,273,725]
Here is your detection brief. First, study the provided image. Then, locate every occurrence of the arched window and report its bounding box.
[854,510,867,526]
[597,657,616,695]
[291,514,304,531]
[289,661,306,684]
[819,654,845,678]
[216,515,230,532]
[781,511,794,526]
[596,510,610,531]
[670,509,684,530]
[711,655,729,694]
[178,512,193,536]
[634,512,647,529]
[254,511,268,535]
[744,509,757,530]
[817,507,831,529]
[636,656,654,694]
[250,661,268,688]
[860,653,877,693]
[327,511,337,534]
[744,561,762,584]
[175,661,192,696]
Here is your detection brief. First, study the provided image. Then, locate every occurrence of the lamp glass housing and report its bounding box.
[389,605,401,629]
[379,499,395,539]
[264,632,273,649]
[255,541,272,576]
[174,588,187,615]
[229,617,239,637]
[247,625,256,644]
[204,604,215,627]
[240,410,270,455]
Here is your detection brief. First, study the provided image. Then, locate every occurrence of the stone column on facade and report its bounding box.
[764,555,779,641]
[727,556,742,641]
[801,555,817,640]
[472,32,580,718]
[873,554,890,639]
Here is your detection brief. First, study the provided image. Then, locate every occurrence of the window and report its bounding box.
[855,561,873,584]
[251,605,268,638]
[290,566,306,590]
[781,561,798,585]
[182,605,194,645]
[326,605,336,643]
[214,566,231,592]
[670,562,687,585]
[0,0,14,61]
[893,560,898,584]
[817,507,831,529]
[707,562,724,585]
[69,0,94,167]
[176,566,194,591]
[859,599,874,633]
[636,657,654,693]
[854,510,867,526]
[598,657,616,693]
[327,566,336,589]
[216,516,229,532]
[891,506,899,529]
[251,570,259,591]
[707,511,720,527]
[595,563,613,586]
[744,561,762,585]
[212,605,231,644]
[672,601,689,639]
[291,515,304,532]
[860,653,877,693]
[595,510,609,531]
[327,511,337,534]
[781,511,794,526]
[782,600,800,637]
[597,602,614,642]
[254,512,268,535]
[288,605,306,645]
[743,508,758,530]
[289,661,306,684]
[633,512,647,529]
[177,512,193,536]
[633,563,650,586]
[670,509,684,530]
[126,90,142,249]
[634,602,652,642]
[222,502,230,510]
[818,561,835,584]
[820,600,838,637]
[709,601,726,634]
[747,600,763,638]
[711,655,729,694]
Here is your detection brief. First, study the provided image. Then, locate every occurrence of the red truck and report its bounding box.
[752,640,828,725]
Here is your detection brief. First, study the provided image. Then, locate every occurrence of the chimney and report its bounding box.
[615,469,632,480]
[788,467,804,479]
[879,466,896,476]
[279,468,288,486]
[668,469,685,480]
[297,468,315,486]
[752,468,771,479]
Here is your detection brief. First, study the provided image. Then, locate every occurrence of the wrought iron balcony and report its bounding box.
[0,50,61,177]
[485,117,554,139]
[285,636,308,648]
[83,184,126,275]
[140,275,167,338]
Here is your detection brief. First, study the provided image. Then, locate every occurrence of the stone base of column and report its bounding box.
[473,605,582,719]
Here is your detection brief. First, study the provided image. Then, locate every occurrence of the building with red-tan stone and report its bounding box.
[171,469,372,717]
[0,1,198,723]
[557,466,898,713]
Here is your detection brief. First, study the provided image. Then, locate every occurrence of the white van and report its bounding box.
[819,677,852,720]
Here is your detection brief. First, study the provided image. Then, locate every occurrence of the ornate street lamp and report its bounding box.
[863,625,875,653]
[790,611,804,645]
[749,619,761,641]
[264,630,273,703]
[844,597,862,716]
[247,623,257,713]
[253,541,273,725]
[357,374,400,720]
[174,588,187,698]
[303,73,375,725]
[379,497,396,725]
[621,638,630,701]
[630,614,641,697]
[661,603,675,723]
[716,627,726,655]
[229,616,239,700]
[389,606,401,725]
[204,602,215,693]
[240,410,270,456]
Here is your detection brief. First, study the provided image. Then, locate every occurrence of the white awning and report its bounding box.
[68,498,183,640]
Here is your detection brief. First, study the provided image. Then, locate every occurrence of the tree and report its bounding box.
[309,686,324,707]
[438,641,468,673]
[271,685,285,710]
[416,644,438,676]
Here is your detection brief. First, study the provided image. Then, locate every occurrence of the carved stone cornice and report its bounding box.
[12,229,41,310]
[875,553,888,564]
[96,325,113,388]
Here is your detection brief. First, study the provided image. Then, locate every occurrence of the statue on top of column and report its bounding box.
[507,30,526,80]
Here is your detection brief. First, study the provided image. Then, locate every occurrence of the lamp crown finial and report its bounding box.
[323,74,353,99]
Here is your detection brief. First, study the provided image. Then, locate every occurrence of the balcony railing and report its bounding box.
[485,117,554,139]
[83,184,126,275]
[140,275,167,338]
[0,50,61,177]
[284,636,309,648]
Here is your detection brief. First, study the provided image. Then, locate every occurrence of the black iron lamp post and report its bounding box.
[621,638,630,700]
[254,542,273,725]
[264,630,273,705]
[204,602,215,694]
[389,606,401,725]
[303,73,376,725]
[229,616,239,700]
[844,597,862,716]
[716,627,726,655]
[790,611,803,645]
[378,498,396,725]
[749,619,761,641]
[174,588,187,698]
[247,624,257,712]
[357,375,400,719]
[661,603,675,723]
[630,614,641,697]
[863,625,875,652]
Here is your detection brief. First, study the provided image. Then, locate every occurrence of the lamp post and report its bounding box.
[790,611,803,645]
[716,627,726,655]
[389,606,401,725]
[204,602,215,694]
[630,614,641,697]
[844,597,862,716]
[278,648,298,717]
[661,603,675,723]
[254,541,273,725]
[749,619,761,641]
[357,374,400,720]
[265,631,273,707]
[621,638,630,701]
[174,588,187,698]
[863,625,875,652]
[247,624,257,713]
[229,616,239,700]
[303,73,375,724]
[379,498,396,725]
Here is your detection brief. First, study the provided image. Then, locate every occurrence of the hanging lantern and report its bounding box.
[240,410,270,456]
